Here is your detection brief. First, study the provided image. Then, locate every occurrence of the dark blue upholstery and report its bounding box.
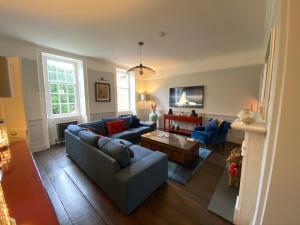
[79,115,155,142]
[128,126,152,136]
[78,120,106,135]
[109,131,137,141]
[191,119,231,145]
[65,130,168,214]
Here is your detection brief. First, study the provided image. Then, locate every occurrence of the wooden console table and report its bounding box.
[164,114,202,135]
[1,141,59,225]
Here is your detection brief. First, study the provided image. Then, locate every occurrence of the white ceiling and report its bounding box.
[0,0,267,70]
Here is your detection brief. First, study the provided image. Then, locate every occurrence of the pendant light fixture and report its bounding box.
[127,42,155,75]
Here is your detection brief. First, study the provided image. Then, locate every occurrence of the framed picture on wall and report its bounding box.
[95,82,110,102]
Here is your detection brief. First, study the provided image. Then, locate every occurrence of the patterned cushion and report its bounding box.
[106,120,126,135]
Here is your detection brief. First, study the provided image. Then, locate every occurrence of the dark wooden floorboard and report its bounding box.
[34,143,235,225]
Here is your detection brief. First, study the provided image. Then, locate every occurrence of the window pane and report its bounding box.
[58,72,65,82]
[61,104,69,114]
[117,73,129,88]
[68,94,75,103]
[48,72,57,81]
[66,71,74,83]
[69,104,75,113]
[117,88,129,111]
[51,94,59,104]
[52,105,60,114]
[59,84,67,94]
[50,84,58,93]
[67,85,75,93]
[60,94,68,103]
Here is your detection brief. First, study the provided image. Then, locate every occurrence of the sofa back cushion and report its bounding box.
[67,124,86,135]
[205,119,218,132]
[79,120,106,135]
[78,130,100,147]
[99,139,131,167]
[107,120,126,135]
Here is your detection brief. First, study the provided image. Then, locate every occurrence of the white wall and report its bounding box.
[144,65,262,116]
[87,69,117,120]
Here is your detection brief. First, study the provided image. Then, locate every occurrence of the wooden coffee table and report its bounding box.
[141,130,200,165]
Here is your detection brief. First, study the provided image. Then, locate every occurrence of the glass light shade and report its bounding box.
[0,57,12,98]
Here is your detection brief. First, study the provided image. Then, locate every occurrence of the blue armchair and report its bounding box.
[191,119,231,146]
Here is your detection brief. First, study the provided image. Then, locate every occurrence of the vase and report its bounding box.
[149,111,158,123]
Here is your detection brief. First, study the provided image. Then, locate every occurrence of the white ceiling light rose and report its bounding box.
[127,42,155,76]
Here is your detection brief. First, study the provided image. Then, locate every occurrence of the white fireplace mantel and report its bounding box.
[231,112,267,225]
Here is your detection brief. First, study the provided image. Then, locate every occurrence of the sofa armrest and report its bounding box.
[140,121,156,130]
[115,151,168,214]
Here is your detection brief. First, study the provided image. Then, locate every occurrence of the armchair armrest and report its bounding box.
[194,126,205,131]
[115,151,168,214]
[140,121,156,130]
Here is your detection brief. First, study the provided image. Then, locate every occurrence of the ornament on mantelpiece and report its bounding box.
[238,109,256,124]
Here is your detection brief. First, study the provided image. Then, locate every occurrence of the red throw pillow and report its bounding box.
[106,120,126,135]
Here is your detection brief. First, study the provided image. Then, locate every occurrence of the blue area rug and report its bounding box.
[168,148,212,184]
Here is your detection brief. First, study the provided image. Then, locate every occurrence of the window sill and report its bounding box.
[48,114,81,122]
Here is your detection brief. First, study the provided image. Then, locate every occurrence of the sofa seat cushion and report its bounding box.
[79,120,106,135]
[107,120,126,135]
[78,130,100,147]
[109,131,137,141]
[128,126,152,136]
[100,140,131,167]
[128,145,153,164]
[67,124,86,135]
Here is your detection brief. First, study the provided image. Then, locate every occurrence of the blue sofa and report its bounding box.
[78,115,155,143]
[191,119,231,146]
[65,125,168,214]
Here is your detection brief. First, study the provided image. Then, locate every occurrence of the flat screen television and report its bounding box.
[169,86,204,108]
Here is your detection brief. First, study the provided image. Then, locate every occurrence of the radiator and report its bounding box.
[56,120,78,143]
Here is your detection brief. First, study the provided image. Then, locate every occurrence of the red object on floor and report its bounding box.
[1,141,59,225]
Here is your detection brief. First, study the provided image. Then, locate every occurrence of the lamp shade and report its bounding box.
[0,57,12,97]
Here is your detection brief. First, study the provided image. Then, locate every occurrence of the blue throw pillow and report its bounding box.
[78,130,100,147]
[100,140,131,167]
[67,124,86,135]
[130,115,140,128]
[205,119,218,132]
